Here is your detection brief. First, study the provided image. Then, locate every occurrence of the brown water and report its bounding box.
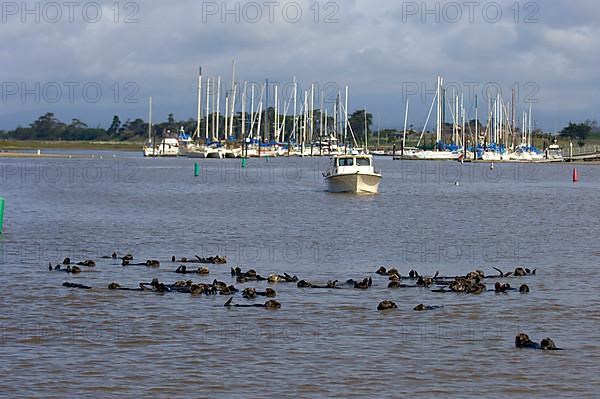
[1,153,599,398]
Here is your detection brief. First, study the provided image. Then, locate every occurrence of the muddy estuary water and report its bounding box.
[1,153,599,398]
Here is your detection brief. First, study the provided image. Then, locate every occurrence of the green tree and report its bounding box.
[349,109,373,139]
[560,121,593,141]
[107,115,121,137]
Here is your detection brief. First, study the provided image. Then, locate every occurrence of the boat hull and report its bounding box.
[325,173,381,194]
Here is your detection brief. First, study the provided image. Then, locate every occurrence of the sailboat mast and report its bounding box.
[195,67,202,141]
[241,81,247,138]
[274,84,279,142]
[293,77,297,142]
[148,96,152,142]
[310,84,315,144]
[212,76,216,141]
[229,60,236,139]
[436,76,442,145]
[224,90,229,142]
[528,102,532,148]
[250,83,255,138]
[403,100,409,152]
[364,106,368,152]
[216,76,221,141]
[475,95,478,146]
[205,77,210,141]
[344,86,349,145]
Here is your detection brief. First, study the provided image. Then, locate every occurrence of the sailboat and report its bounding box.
[142,97,180,157]
[409,76,460,160]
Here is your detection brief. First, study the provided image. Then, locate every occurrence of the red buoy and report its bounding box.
[573,168,579,183]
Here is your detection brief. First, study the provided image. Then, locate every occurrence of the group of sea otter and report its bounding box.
[50,253,560,350]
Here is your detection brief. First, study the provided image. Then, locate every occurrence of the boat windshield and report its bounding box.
[356,158,370,166]
[338,158,354,166]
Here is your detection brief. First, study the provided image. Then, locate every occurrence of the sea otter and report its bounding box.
[354,277,373,290]
[63,282,91,289]
[377,301,397,311]
[267,273,299,283]
[515,333,561,350]
[100,252,118,260]
[77,260,96,267]
[414,304,443,311]
[108,283,142,291]
[122,259,160,267]
[297,280,339,289]
[519,284,530,294]
[242,287,277,299]
[514,267,536,277]
[176,265,209,275]
[224,298,280,309]
[494,282,514,293]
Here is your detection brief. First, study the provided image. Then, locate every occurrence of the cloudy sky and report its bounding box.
[0,0,597,131]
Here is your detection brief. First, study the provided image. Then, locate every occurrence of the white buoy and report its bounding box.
[37,149,41,155]
[490,162,495,170]
[455,181,460,186]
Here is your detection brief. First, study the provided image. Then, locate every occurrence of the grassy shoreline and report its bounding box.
[0,140,143,151]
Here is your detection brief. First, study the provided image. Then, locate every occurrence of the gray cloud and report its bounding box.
[0,0,598,131]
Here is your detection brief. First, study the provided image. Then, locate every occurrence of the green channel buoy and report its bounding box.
[0,197,5,233]
[242,158,247,168]
[194,163,200,177]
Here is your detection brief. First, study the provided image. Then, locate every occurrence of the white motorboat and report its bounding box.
[323,154,382,194]
[546,142,564,161]
[143,138,180,157]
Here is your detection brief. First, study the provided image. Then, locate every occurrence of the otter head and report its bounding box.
[265,300,281,309]
[265,288,277,297]
[63,257,71,265]
[112,252,118,260]
[377,301,397,311]
[176,265,187,273]
[467,270,484,280]
[495,282,502,292]
[519,284,530,294]
[243,288,257,298]
[376,267,387,275]
[108,283,121,290]
[388,268,400,277]
[198,268,210,275]
[515,333,532,348]
[268,274,280,283]
[540,338,557,350]
[190,285,204,295]
[514,267,527,277]
[71,266,82,274]
[414,304,428,311]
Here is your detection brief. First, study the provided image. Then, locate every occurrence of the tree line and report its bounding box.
[0,112,598,145]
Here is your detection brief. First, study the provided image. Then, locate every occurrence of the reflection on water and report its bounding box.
[1,153,599,398]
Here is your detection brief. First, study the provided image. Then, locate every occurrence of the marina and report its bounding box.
[2,1,600,398]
